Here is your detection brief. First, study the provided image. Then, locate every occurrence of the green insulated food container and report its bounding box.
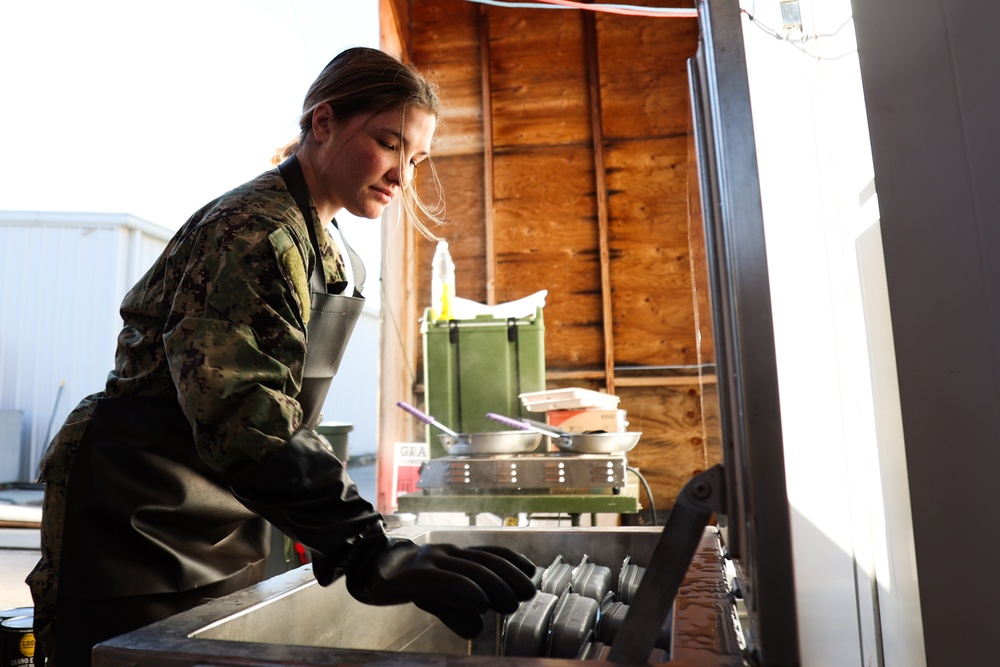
[315,421,353,463]
[421,306,545,460]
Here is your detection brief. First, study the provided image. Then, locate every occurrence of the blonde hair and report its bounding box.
[273,47,445,239]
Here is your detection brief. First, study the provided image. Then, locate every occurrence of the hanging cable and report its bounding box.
[536,0,696,17]
[464,0,697,18]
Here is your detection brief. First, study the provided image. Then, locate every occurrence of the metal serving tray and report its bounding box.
[93,526,664,666]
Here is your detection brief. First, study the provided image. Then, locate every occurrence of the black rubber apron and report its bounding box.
[280,154,368,429]
[53,155,365,662]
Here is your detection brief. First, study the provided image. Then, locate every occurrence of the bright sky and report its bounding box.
[0,0,383,293]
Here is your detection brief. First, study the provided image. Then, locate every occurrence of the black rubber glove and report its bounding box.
[228,428,384,571]
[228,429,536,637]
[330,525,537,638]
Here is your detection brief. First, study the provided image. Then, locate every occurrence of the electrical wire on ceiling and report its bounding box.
[464,0,698,19]
[740,3,857,61]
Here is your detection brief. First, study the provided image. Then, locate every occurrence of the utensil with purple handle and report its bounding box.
[486,412,562,437]
[396,401,460,437]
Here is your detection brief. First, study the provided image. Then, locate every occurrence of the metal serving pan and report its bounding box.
[547,591,599,658]
[398,401,541,455]
[487,413,641,454]
[502,591,558,657]
[552,431,640,455]
[438,431,542,456]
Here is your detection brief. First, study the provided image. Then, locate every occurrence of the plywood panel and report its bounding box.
[606,136,699,367]
[596,13,699,140]
[486,6,604,370]
[493,146,603,369]
[410,0,484,156]
[686,129,717,364]
[488,8,592,148]
[618,384,720,508]
[700,381,722,479]
[399,0,712,513]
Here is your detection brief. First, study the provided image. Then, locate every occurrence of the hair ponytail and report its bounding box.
[271,138,300,167]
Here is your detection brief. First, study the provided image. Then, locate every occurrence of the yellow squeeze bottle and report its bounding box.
[431,240,455,321]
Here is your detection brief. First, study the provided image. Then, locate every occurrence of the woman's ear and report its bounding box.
[311,102,335,143]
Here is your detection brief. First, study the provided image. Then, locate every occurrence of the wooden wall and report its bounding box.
[380,0,721,513]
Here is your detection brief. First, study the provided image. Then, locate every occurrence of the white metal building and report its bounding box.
[0,210,381,482]
[0,211,172,482]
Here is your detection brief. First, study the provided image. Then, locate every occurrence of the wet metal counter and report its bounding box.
[93,526,740,666]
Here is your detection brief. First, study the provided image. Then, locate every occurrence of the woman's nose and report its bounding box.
[390,163,414,190]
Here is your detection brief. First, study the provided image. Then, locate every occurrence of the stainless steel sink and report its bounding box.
[93,526,665,666]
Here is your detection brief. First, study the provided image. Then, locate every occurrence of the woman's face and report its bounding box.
[312,104,436,220]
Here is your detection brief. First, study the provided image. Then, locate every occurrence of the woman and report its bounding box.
[27,47,535,665]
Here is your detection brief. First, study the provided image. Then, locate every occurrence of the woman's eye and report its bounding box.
[379,141,397,151]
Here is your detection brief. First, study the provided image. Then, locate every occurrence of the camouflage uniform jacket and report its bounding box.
[26,166,349,628]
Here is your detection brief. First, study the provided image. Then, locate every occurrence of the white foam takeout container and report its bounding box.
[519,387,621,412]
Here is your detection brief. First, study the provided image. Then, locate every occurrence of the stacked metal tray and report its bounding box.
[502,553,670,660]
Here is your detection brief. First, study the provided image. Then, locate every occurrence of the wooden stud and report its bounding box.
[479,4,497,306]
[583,12,615,395]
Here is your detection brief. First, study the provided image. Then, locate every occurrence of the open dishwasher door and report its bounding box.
[684,0,800,664]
